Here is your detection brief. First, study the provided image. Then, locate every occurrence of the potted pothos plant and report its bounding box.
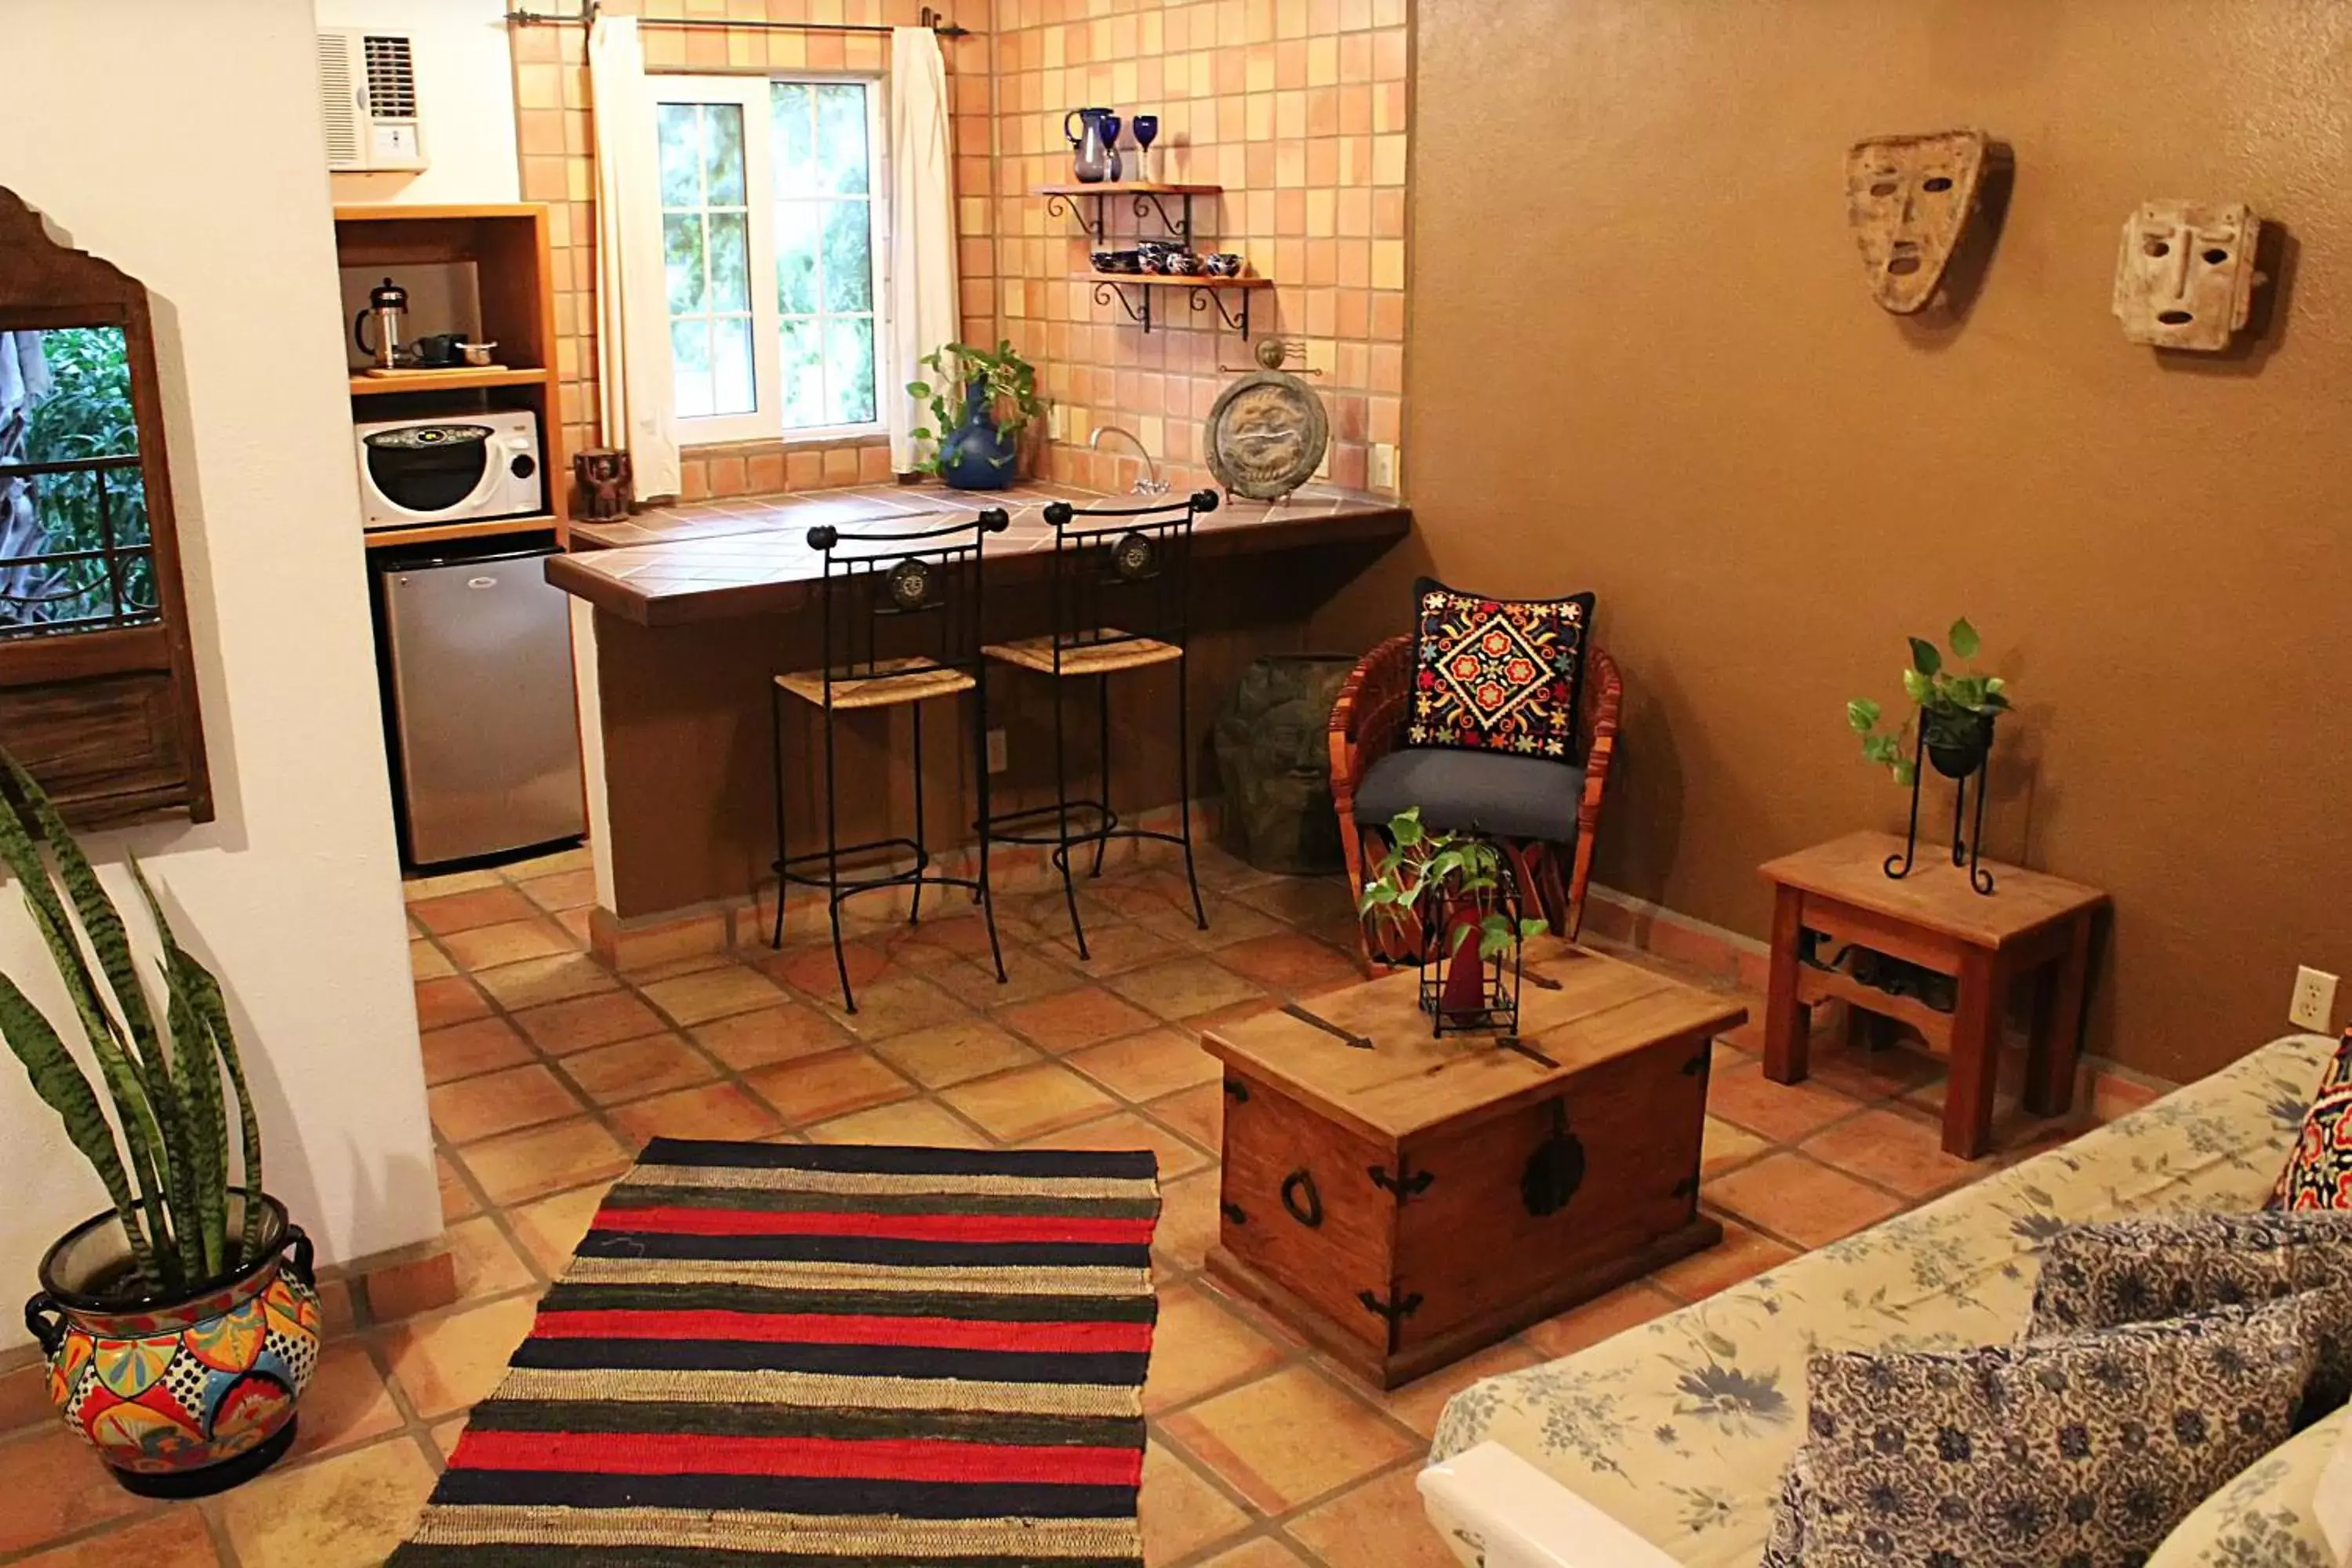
[1357,808,1550,1035]
[2,755,321,1496]
[1846,617,2013,784]
[907,339,1045,491]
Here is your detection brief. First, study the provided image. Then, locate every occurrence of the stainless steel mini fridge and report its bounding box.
[376,544,586,866]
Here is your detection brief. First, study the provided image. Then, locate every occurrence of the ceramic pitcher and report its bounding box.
[1065,107,1121,183]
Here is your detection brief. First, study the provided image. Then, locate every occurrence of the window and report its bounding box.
[655,77,887,445]
[1,328,158,638]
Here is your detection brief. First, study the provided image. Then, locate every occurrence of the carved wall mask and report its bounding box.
[1844,131,1991,314]
[2113,201,2262,351]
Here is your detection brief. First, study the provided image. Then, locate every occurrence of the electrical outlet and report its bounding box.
[1047,404,1067,443]
[985,728,1008,775]
[1369,441,1399,492]
[2291,966,2339,1033]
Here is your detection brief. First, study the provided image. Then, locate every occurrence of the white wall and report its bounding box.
[316,0,523,205]
[0,0,438,1349]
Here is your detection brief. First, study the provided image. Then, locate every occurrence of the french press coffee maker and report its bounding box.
[352,276,409,371]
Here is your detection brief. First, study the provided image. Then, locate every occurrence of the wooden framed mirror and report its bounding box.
[0,186,210,825]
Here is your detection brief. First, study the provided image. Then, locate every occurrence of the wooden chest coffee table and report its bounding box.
[1200,942,1745,1388]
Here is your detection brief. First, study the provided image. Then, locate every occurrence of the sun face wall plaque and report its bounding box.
[1844,130,1991,314]
[2113,201,2263,351]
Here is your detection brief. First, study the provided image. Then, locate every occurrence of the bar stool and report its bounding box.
[979,490,1218,959]
[770,507,1011,1013]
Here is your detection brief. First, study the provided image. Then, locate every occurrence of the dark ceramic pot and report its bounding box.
[1925,711,1994,779]
[939,379,1017,491]
[24,1192,321,1497]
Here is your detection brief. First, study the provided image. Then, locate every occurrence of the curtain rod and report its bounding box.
[504,3,973,39]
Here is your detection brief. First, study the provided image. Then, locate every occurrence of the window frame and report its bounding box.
[652,72,892,449]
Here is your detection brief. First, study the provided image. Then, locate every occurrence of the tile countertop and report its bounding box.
[546,481,1412,626]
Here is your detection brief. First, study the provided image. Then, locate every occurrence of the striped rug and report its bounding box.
[391,1138,1160,1566]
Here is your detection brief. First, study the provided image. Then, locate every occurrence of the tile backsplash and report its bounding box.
[512,0,1407,504]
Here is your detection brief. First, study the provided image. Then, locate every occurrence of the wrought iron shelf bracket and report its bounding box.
[1046,192,1105,241]
[1189,285,1253,339]
[1133,191,1196,238]
[1093,279,1154,332]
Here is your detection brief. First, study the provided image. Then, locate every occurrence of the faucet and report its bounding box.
[1091,425,1169,495]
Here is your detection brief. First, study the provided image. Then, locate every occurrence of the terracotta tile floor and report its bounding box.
[0,838,2100,1568]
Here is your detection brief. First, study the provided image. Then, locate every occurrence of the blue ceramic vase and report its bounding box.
[938,379,1017,491]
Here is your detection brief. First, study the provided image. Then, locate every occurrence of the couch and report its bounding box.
[1420,1031,2347,1568]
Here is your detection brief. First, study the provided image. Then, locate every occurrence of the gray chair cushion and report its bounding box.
[1352,746,1584,844]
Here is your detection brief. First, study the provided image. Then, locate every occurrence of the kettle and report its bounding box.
[353,276,408,371]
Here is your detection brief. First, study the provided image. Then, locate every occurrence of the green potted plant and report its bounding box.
[908,339,1045,491]
[1358,808,1550,1034]
[4,756,321,1496]
[1846,617,2012,784]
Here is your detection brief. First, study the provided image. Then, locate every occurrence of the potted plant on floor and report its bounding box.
[908,339,1045,491]
[1357,808,1550,1036]
[3,756,321,1496]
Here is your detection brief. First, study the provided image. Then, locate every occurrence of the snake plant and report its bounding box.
[0,753,261,1299]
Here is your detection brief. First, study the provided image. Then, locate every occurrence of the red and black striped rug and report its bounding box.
[392,1138,1160,1565]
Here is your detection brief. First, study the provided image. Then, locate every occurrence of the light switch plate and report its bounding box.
[2291,966,2339,1033]
[985,728,1008,775]
[1370,442,1399,492]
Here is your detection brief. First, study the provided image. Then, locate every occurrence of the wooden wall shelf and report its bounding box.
[349,366,551,397]
[362,514,559,551]
[1087,274,1269,339]
[1040,183,1223,243]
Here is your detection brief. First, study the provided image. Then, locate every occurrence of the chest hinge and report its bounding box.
[1367,1160,1435,1204]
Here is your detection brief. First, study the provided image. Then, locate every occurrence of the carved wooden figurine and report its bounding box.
[572,446,633,521]
[1844,130,1991,314]
[2113,201,2263,351]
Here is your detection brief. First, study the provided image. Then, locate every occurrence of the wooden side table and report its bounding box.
[1759,831,2107,1159]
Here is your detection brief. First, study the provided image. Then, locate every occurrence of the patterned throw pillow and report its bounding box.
[2026,1210,2352,1417]
[1784,1290,2333,1568]
[2271,1029,2352,1212]
[1406,578,1594,759]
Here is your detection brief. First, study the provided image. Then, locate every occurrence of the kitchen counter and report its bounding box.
[554,477,1413,936]
[549,481,1411,626]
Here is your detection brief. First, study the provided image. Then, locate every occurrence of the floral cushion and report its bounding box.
[1792,1294,2329,1567]
[1406,579,1593,759]
[2025,1211,2352,1415]
[2271,1030,2352,1211]
[1427,1033,2336,1568]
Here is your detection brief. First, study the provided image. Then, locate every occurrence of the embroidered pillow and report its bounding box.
[1406,578,1594,760]
[1787,1289,2333,1568]
[2272,1029,2352,1212]
[2025,1210,2352,1420]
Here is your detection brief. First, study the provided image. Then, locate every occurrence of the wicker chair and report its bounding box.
[1327,637,1621,969]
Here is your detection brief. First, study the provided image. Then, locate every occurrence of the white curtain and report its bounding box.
[587,16,681,501]
[887,25,962,475]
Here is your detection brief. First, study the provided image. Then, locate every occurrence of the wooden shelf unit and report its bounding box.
[333,202,568,544]
[1034,182,1225,197]
[1037,181,1269,339]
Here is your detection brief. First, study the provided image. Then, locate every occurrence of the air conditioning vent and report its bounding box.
[362,35,419,120]
[316,27,426,173]
[317,33,359,167]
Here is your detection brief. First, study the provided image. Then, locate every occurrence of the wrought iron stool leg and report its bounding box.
[1176,652,1207,931]
[822,699,855,1013]
[971,684,1007,982]
[909,702,927,927]
[1051,670,1090,959]
[770,683,790,949]
[1091,672,1112,877]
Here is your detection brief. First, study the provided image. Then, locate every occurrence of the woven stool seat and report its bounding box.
[983,631,1184,677]
[776,658,978,710]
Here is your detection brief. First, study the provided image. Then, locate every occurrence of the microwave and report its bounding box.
[354,411,542,530]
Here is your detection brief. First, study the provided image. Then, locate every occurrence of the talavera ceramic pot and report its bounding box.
[23,1191,321,1496]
